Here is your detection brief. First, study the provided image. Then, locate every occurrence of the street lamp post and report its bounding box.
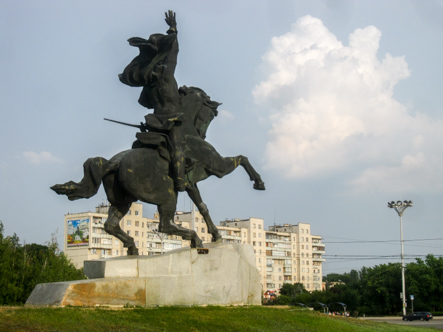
[388,200,413,316]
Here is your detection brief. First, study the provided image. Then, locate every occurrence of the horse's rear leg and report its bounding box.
[104,203,139,255]
[186,185,222,243]
[158,201,203,248]
[224,156,265,190]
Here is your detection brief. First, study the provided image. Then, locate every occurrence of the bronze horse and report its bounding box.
[51,87,265,254]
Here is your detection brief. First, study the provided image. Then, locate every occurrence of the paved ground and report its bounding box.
[360,316,443,330]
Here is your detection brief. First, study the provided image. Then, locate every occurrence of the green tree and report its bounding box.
[0,221,86,305]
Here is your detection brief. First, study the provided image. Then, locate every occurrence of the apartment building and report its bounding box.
[64,203,325,295]
[64,202,185,267]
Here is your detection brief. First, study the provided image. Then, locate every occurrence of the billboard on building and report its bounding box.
[67,218,90,247]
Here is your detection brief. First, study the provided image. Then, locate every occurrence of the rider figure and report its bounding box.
[119,11,188,191]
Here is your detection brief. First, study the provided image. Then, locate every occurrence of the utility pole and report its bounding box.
[388,200,413,316]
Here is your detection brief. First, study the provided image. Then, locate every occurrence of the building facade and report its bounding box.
[64,203,325,295]
[64,203,185,267]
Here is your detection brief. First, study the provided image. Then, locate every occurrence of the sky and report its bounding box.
[1,0,443,276]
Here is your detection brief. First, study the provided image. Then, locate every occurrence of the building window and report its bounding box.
[201,228,205,233]
[127,230,131,235]
[306,245,309,250]
[91,249,96,254]
[127,210,131,215]
[301,229,304,234]
[302,245,304,249]
[259,242,262,247]
[253,233,256,238]
[301,237,304,242]
[253,241,256,246]
[127,220,131,226]
[258,224,262,229]
[135,211,139,216]
[135,221,139,227]
[135,231,139,237]
[253,224,256,229]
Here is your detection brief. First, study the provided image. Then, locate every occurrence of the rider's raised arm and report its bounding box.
[158,10,178,76]
[165,10,177,35]
[154,11,179,109]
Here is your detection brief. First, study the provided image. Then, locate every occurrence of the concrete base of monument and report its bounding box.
[25,242,261,307]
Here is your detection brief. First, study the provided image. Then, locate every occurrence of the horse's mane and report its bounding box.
[179,85,221,116]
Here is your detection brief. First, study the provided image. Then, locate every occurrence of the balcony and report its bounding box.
[222,235,241,241]
[91,243,112,249]
[312,256,325,262]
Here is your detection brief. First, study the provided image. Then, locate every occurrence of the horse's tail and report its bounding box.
[51,157,113,201]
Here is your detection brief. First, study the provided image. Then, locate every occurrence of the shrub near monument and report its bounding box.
[0,221,86,305]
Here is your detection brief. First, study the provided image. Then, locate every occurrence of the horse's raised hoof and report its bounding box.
[253,181,265,190]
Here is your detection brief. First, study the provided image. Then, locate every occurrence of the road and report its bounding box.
[361,316,443,330]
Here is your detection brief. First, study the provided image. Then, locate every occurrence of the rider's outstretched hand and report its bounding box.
[165,10,177,33]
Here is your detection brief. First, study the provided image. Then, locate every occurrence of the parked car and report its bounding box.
[403,311,433,321]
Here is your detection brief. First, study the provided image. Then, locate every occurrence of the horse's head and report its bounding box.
[179,86,221,139]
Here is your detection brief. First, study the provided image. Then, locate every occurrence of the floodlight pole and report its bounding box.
[388,200,413,317]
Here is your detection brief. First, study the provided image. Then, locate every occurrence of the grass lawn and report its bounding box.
[0,306,435,332]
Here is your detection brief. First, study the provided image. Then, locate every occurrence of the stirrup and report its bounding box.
[175,178,188,192]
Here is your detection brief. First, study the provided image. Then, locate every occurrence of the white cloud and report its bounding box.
[17,151,63,165]
[253,15,443,193]
[217,109,235,122]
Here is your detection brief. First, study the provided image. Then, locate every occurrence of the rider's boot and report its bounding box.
[172,151,188,192]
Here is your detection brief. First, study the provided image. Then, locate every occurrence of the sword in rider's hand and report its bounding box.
[104,118,147,132]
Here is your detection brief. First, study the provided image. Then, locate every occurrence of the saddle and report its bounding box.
[132,131,171,161]
[132,131,198,175]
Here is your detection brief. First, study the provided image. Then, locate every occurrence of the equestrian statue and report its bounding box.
[51,11,265,255]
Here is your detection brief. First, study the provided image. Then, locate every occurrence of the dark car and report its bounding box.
[403,311,433,321]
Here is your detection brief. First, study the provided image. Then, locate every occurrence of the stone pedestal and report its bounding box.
[25,242,261,307]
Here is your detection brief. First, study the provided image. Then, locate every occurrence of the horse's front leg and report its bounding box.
[186,185,222,243]
[157,201,203,248]
[104,203,139,255]
[226,156,265,190]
